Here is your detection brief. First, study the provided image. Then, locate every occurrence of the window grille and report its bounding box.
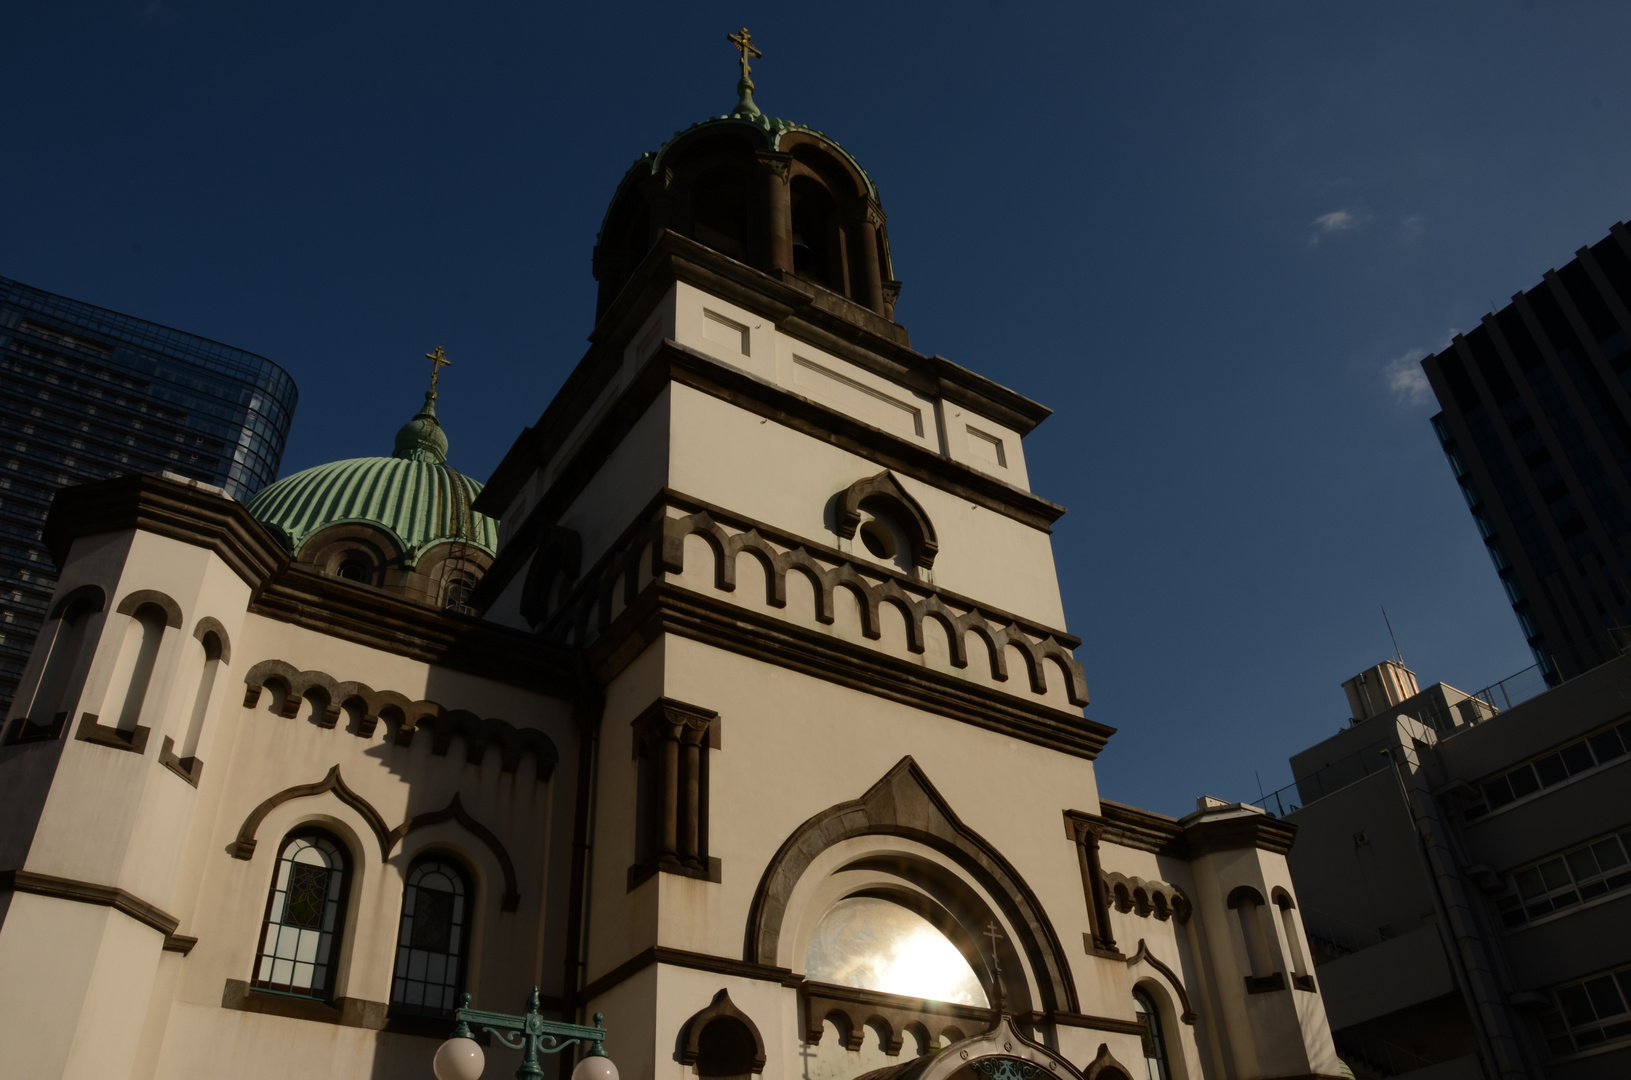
[1496,829,1631,927]
[390,857,472,1017]
[1536,964,1631,1057]
[251,830,350,999]
[1465,718,1631,818]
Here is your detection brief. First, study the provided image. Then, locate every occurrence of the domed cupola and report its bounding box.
[593,27,900,323]
[246,347,497,611]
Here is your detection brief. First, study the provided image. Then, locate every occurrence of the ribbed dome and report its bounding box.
[246,389,497,564]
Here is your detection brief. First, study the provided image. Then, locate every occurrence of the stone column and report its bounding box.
[757,153,793,274]
[850,199,886,314]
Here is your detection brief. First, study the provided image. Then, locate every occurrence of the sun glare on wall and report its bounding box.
[805,896,988,1006]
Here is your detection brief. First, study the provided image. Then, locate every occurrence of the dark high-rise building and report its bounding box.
[0,276,297,709]
[1423,222,1631,684]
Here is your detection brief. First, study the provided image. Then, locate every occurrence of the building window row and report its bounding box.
[1495,827,1631,928]
[1464,716,1631,819]
[251,828,472,1017]
[1536,963,1631,1059]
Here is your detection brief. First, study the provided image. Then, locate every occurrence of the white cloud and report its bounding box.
[1384,348,1432,406]
[1400,214,1424,242]
[1307,208,1368,247]
[1314,210,1358,233]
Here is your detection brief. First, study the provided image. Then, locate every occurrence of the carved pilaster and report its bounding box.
[630,697,721,887]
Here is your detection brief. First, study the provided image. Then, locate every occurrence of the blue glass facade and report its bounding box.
[0,275,297,709]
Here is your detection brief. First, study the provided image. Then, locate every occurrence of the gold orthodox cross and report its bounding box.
[983,921,1005,957]
[727,27,762,82]
[425,344,451,398]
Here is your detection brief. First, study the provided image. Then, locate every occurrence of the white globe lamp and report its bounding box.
[433,1036,485,1080]
[572,1051,620,1080]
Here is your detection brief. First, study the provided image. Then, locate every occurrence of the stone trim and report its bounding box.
[1102,872,1190,925]
[479,230,1050,518]
[163,933,198,955]
[192,615,233,663]
[389,793,522,912]
[1082,1044,1136,1080]
[1061,812,1117,954]
[220,978,401,1032]
[628,698,720,887]
[39,474,579,698]
[230,764,393,861]
[1124,939,1197,1025]
[74,711,149,755]
[0,868,179,936]
[472,332,1064,614]
[240,659,558,779]
[43,474,286,590]
[114,589,183,628]
[744,756,1080,1016]
[158,735,203,786]
[232,769,526,909]
[578,946,802,1005]
[48,583,106,621]
[1185,814,1296,857]
[248,567,577,697]
[802,981,992,1052]
[593,583,1108,761]
[836,471,939,569]
[1093,801,1186,856]
[679,989,768,1072]
[543,487,1083,656]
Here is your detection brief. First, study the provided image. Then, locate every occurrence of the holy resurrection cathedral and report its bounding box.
[0,38,1344,1080]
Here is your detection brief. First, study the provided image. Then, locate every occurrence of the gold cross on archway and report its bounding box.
[727,27,762,83]
[425,344,451,398]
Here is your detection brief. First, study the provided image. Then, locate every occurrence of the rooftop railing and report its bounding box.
[1249,631,1631,818]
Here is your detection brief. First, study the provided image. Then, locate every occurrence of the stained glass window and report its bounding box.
[390,857,472,1017]
[804,896,987,1006]
[251,831,350,999]
[1134,989,1172,1080]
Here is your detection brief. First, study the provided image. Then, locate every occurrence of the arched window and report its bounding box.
[110,603,168,733]
[336,559,371,583]
[252,830,351,1000]
[17,592,100,738]
[390,856,473,1017]
[1133,988,1172,1080]
[804,895,987,1007]
[179,630,223,760]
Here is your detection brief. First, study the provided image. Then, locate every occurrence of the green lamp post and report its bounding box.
[433,988,618,1080]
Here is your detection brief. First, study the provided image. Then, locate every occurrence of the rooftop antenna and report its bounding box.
[1381,605,1405,667]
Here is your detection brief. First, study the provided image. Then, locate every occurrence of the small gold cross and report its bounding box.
[425,344,451,397]
[727,27,762,83]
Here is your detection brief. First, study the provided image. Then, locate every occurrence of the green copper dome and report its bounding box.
[246,389,497,565]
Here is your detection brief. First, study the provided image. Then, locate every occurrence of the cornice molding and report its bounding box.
[43,474,286,588]
[0,868,179,937]
[40,474,579,698]
[593,583,1109,760]
[476,336,1065,610]
[1089,801,1187,856]
[249,566,578,697]
[477,231,1054,519]
[1183,812,1297,857]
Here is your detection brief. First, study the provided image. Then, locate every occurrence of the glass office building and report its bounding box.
[0,276,298,710]
[1422,223,1631,684]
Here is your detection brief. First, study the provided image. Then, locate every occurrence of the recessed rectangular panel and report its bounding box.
[703,309,750,356]
[966,425,1007,468]
[791,354,924,438]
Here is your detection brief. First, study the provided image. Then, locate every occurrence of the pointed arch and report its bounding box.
[230,764,392,861]
[678,988,768,1075]
[389,792,521,911]
[835,472,938,569]
[744,756,1077,1014]
[1125,939,1197,1024]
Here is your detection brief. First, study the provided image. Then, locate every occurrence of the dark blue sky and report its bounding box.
[4,3,1628,816]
